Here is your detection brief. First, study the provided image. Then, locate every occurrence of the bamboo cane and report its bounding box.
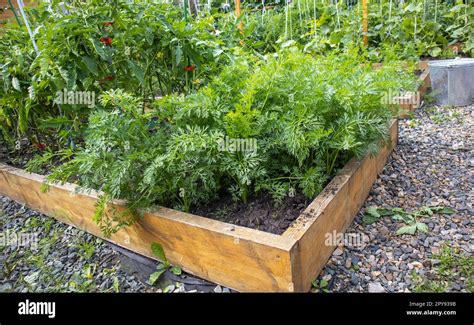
[362,0,368,46]
[7,0,22,26]
[236,0,243,32]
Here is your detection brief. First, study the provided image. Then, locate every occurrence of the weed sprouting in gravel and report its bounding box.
[411,244,473,292]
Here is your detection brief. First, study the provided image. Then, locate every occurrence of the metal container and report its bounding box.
[428,58,474,106]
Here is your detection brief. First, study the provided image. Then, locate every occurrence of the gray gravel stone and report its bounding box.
[313,104,473,293]
[368,282,386,293]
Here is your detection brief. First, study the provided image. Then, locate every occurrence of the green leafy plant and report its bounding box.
[41,49,415,235]
[311,278,330,293]
[147,242,182,286]
[235,0,473,59]
[411,244,473,292]
[0,0,230,150]
[77,241,95,260]
[363,206,456,235]
[2,0,469,160]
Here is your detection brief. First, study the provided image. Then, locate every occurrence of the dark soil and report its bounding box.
[0,140,37,169]
[190,192,309,235]
[0,138,65,174]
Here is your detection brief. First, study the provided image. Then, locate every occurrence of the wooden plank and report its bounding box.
[373,60,428,71]
[418,69,431,96]
[235,0,243,32]
[398,69,431,117]
[372,60,431,118]
[418,60,429,71]
[0,164,297,292]
[0,119,400,292]
[284,120,398,291]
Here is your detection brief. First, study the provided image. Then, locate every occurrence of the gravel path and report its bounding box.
[0,198,222,293]
[1,103,472,293]
[314,104,473,293]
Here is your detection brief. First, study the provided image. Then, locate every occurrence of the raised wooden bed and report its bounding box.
[397,68,431,117]
[0,120,398,292]
[373,60,431,118]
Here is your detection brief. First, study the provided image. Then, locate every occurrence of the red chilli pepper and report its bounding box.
[183,65,196,72]
[99,75,114,83]
[100,36,113,46]
[103,21,114,27]
[34,143,46,150]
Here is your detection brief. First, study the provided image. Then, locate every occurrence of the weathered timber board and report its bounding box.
[0,165,297,292]
[284,120,398,291]
[398,69,431,117]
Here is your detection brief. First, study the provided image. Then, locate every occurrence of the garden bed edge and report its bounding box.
[0,120,398,292]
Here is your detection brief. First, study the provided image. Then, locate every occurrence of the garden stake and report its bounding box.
[184,0,188,20]
[193,0,200,16]
[235,0,243,32]
[304,0,310,23]
[414,12,417,43]
[389,0,392,20]
[362,0,368,46]
[422,0,426,22]
[7,0,22,26]
[16,0,38,54]
[313,0,317,38]
[289,0,293,39]
[298,0,303,27]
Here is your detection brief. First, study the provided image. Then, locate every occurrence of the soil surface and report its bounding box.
[0,140,56,175]
[191,192,309,235]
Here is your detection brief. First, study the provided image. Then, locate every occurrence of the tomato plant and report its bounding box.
[0,0,230,149]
